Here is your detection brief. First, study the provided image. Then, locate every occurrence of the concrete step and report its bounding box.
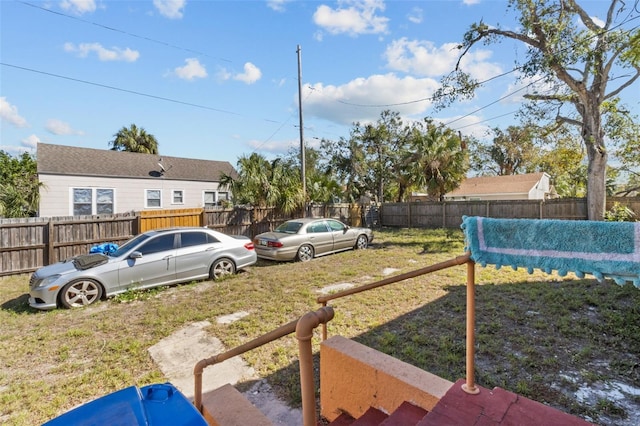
[201,383,272,426]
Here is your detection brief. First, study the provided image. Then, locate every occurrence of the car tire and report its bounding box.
[59,279,103,309]
[297,244,314,262]
[355,234,369,250]
[210,258,236,280]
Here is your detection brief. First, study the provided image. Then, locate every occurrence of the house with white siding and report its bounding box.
[442,172,554,201]
[36,143,237,217]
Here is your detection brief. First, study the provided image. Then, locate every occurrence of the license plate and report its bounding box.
[259,239,267,246]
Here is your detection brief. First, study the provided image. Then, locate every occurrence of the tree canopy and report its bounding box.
[437,0,640,220]
[109,124,159,154]
[0,150,41,218]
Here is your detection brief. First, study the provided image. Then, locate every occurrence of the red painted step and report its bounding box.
[325,402,428,425]
[381,402,429,425]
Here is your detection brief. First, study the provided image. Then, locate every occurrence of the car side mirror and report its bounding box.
[129,251,142,259]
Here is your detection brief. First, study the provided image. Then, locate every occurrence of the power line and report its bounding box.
[1,62,243,116]
[18,1,232,63]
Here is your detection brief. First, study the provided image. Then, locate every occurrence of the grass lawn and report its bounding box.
[0,227,639,425]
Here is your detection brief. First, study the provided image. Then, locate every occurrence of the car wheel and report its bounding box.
[355,234,369,250]
[297,244,314,262]
[210,258,236,280]
[59,279,103,309]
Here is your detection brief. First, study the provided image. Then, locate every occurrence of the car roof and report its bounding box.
[285,217,332,224]
[144,227,217,235]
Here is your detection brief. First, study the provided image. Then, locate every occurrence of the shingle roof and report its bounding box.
[37,143,237,182]
[445,172,547,197]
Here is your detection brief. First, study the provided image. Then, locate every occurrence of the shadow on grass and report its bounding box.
[262,277,640,425]
[1,293,37,313]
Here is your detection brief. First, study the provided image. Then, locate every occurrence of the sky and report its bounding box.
[1,0,638,168]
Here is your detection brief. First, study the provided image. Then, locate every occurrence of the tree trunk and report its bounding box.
[586,145,607,221]
[583,101,607,221]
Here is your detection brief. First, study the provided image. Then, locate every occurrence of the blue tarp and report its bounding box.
[90,243,119,254]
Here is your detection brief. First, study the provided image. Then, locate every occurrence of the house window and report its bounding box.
[203,191,228,208]
[72,188,114,215]
[217,192,229,206]
[146,190,162,208]
[96,189,114,214]
[203,191,215,209]
[172,190,184,204]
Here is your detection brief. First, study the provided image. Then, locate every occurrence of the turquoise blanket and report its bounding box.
[461,216,640,287]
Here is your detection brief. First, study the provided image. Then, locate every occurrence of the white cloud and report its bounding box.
[0,98,28,128]
[0,134,39,155]
[313,0,389,37]
[267,0,291,12]
[60,0,96,15]
[153,0,185,19]
[64,42,139,62]
[218,62,262,84]
[407,7,423,24]
[463,0,481,5]
[247,138,295,156]
[45,119,84,136]
[234,63,262,84]
[501,73,557,104]
[384,38,503,81]
[302,73,440,125]
[21,135,41,150]
[173,58,208,81]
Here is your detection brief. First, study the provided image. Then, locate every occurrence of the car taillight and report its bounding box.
[244,242,255,250]
[268,241,283,248]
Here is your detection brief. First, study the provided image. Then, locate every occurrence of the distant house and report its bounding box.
[441,172,554,201]
[36,143,237,217]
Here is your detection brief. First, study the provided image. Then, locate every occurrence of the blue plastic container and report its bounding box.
[43,383,207,425]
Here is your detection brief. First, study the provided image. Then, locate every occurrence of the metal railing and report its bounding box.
[193,306,334,426]
[316,252,480,395]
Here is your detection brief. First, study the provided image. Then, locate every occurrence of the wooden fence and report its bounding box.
[379,197,639,229]
[1,197,638,277]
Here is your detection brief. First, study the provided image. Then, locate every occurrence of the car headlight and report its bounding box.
[36,274,62,288]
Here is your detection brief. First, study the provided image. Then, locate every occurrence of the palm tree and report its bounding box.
[219,153,304,213]
[406,120,469,201]
[109,124,159,154]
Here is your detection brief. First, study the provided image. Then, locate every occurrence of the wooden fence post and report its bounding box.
[47,220,54,266]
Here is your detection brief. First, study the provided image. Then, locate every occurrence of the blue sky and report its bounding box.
[1,0,638,167]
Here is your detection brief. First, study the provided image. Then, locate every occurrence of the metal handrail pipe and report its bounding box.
[193,317,299,412]
[296,307,335,426]
[317,252,472,340]
[317,252,471,305]
[462,259,480,395]
[193,306,335,422]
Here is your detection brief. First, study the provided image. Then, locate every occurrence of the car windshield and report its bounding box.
[274,221,303,234]
[108,233,152,257]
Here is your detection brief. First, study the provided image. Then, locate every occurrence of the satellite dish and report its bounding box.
[158,162,166,172]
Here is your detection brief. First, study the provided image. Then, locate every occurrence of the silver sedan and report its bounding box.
[28,227,257,310]
[253,218,373,262]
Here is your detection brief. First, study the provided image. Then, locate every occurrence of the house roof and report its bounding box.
[445,172,548,198]
[37,143,237,182]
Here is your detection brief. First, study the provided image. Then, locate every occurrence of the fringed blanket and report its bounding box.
[461,216,640,287]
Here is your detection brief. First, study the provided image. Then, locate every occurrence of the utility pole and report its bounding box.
[297,45,306,215]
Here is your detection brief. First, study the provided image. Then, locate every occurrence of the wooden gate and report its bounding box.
[139,208,204,232]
